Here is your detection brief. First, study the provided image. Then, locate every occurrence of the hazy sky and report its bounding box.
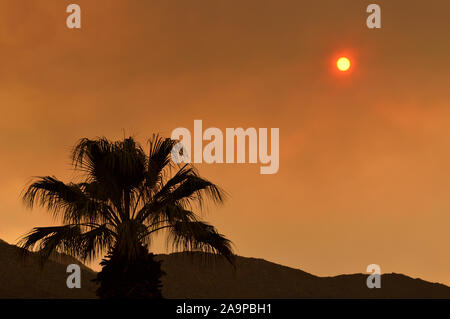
[1,0,450,284]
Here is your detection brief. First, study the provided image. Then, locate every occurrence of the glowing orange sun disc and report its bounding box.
[336,57,351,72]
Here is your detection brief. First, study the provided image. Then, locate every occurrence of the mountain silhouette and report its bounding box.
[0,239,449,298]
[158,252,450,298]
[0,239,97,298]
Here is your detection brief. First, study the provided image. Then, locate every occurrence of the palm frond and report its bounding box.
[167,175,226,209]
[167,221,235,265]
[149,204,198,226]
[72,137,114,176]
[18,224,115,263]
[78,224,116,261]
[18,225,82,261]
[72,137,147,190]
[22,176,113,224]
[146,134,177,192]
[153,164,197,200]
[138,174,225,222]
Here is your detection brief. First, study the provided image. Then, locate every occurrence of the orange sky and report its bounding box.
[1,0,450,284]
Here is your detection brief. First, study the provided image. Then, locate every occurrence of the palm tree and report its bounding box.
[19,135,234,298]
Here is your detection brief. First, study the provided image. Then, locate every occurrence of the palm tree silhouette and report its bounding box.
[19,135,234,298]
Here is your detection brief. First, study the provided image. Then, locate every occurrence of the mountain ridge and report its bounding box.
[0,239,449,298]
[156,252,450,298]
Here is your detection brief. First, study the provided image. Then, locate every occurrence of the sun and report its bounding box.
[336,57,351,72]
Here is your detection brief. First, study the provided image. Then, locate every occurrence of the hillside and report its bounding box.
[0,239,449,298]
[157,252,450,298]
[0,239,97,298]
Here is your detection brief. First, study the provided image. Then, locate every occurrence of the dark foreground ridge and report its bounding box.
[0,239,97,298]
[0,239,449,298]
